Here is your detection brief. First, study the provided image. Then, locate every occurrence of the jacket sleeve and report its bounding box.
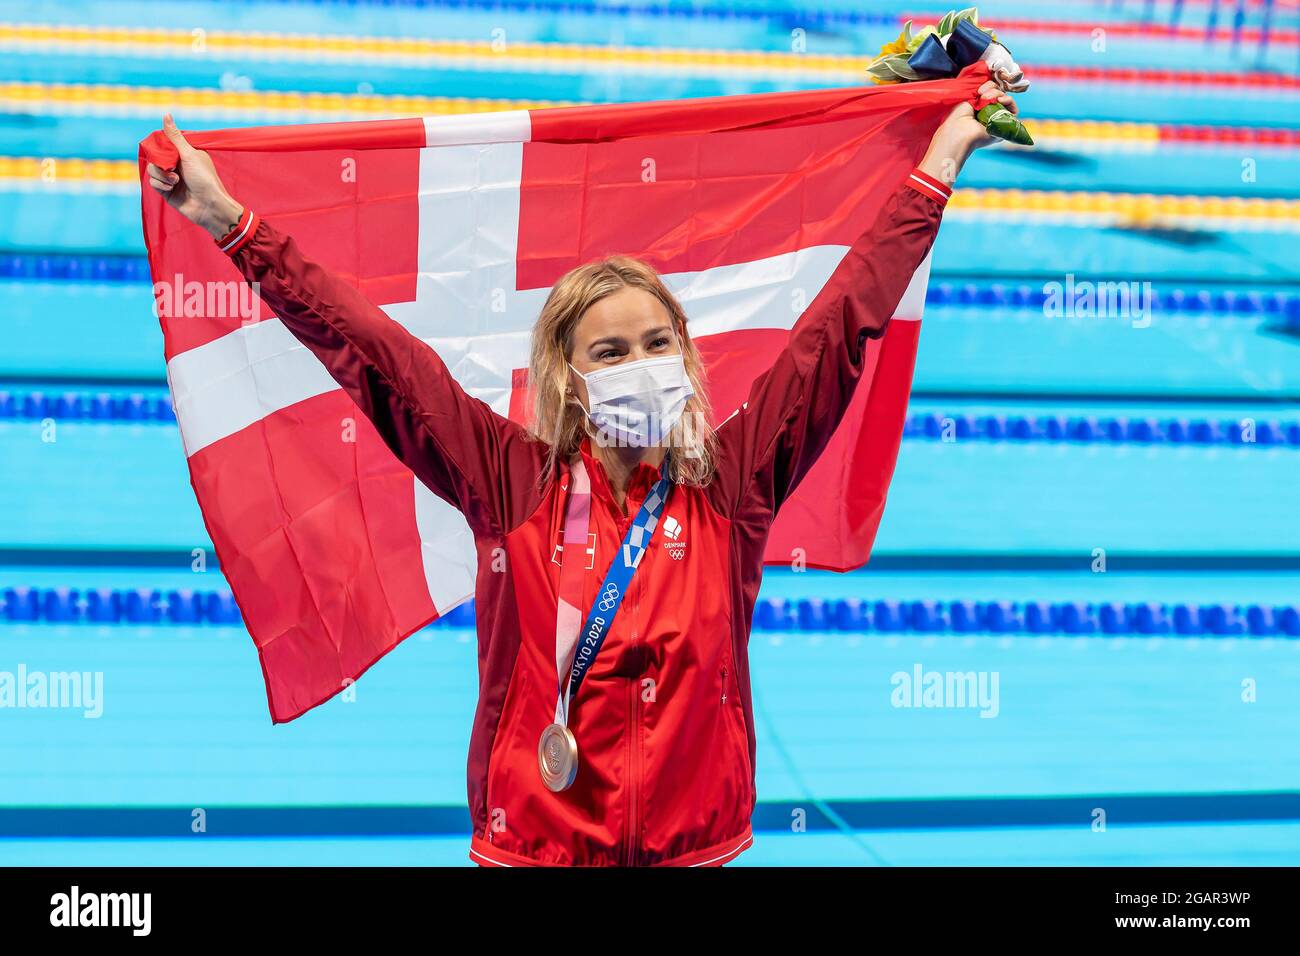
[216,208,545,538]
[710,168,950,519]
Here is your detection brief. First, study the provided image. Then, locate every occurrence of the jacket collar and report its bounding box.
[578,437,663,516]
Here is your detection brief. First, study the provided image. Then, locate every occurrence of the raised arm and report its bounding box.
[146,115,544,537]
[711,84,1018,518]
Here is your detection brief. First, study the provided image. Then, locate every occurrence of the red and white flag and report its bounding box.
[139,74,983,721]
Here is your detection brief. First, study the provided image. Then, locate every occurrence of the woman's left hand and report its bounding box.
[943,80,1019,151]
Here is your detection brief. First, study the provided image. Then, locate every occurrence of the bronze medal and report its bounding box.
[538,722,579,792]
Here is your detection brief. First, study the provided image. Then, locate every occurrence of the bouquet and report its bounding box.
[866,8,1033,146]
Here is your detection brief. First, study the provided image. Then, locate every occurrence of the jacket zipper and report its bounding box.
[618,511,640,866]
[626,666,639,865]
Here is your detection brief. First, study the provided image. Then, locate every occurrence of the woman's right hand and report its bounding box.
[145,113,245,240]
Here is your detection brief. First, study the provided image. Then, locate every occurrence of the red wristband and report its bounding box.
[905,167,953,207]
[215,207,260,256]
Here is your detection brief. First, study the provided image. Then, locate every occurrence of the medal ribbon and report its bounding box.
[552,454,672,728]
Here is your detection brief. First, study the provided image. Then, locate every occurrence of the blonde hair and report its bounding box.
[527,255,717,486]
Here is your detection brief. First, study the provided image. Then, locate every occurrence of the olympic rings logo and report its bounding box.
[597,583,620,612]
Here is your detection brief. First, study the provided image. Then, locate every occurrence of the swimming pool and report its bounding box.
[2,0,1298,866]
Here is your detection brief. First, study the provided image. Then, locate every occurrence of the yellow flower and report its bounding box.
[877,28,910,59]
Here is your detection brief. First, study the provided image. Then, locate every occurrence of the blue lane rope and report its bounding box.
[0,391,175,423]
[0,254,149,283]
[903,412,1300,447]
[4,254,1299,321]
[751,597,1300,637]
[5,588,1300,636]
[3,389,1297,450]
[171,0,900,29]
[926,281,1300,319]
[2,587,241,625]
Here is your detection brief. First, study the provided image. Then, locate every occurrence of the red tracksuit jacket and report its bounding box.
[218,167,950,866]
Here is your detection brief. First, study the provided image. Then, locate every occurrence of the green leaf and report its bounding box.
[866,52,922,82]
[976,104,1035,146]
[865,59,901,82]
[907,25,937,52]
[884,56,922,81]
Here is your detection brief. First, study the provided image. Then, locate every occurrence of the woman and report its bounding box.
[147,82,1017,867]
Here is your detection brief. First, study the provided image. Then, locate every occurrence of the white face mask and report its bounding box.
[569,354,695,448]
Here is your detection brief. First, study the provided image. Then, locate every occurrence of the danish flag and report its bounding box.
[139,71,985,720]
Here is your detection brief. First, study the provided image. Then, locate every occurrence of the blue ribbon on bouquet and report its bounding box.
[908,18,996,79]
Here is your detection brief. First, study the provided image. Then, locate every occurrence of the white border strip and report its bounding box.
[217,212,254,253]
[908,173,950,203]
